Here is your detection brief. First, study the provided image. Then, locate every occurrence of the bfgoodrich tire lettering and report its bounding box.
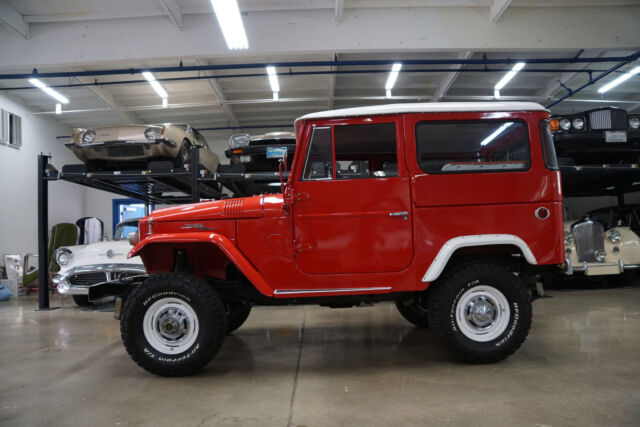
[427,262,532,363]
[120,272,226,376]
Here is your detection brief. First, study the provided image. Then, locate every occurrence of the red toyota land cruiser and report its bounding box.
[122,102,564,376]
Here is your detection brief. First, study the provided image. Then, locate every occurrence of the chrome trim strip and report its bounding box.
[273,286,392,295]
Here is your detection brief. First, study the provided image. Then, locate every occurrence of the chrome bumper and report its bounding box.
[564,258,640,276]
[53,264,146,295]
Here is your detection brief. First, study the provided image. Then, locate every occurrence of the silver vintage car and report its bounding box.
[67,124,219,172]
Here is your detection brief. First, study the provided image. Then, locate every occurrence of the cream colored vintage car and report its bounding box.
[67,124,219,172]
[564,215,640,276]
[52,219,146,306]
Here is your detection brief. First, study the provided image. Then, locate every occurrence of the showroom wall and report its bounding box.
[0,93,115,258]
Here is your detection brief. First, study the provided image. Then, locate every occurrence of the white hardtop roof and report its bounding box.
[299,102,547,120]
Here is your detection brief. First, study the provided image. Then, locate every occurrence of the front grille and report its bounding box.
[106,144,145,157]
[68,272,109,286]
[589,109,627,130]
[572,221,604,262]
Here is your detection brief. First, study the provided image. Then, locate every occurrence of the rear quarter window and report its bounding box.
[415,120,531,174]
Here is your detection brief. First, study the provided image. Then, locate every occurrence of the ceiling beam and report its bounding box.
[434,51,473,101]
[0,1,29,39]
[490,0,513,23]
[160,0,183,30]
[334,0,345,23]
[196,59,240,127]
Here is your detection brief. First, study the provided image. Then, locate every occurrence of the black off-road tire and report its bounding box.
[427,262,532,364]
[72,295,92,307]
[395,294,429,328]
[225,302,252,334]
[120,272,226,376]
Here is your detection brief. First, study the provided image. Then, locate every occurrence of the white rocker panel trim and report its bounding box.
[422,234,537,283]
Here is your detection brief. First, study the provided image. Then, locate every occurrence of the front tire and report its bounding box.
[427,262,532,363]
[120,273,226,376]
[72,295,92,307]
[176,140,192,169]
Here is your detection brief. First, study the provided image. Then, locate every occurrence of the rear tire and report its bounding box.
[427,262,532,363]
[72,295,92,307]
[120,272,226,376]
[395,295,429,328]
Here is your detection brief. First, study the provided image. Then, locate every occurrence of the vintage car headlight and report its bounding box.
[606,229,622,243]
[229,134,251,149]
[128,231,139,246]
[564,232,574,246]
[572,118,585,130]
[144,127,160,141]
[630,117,640,129]
[54,248,73,266]
[81,129,96,144]
[595,249,607,263]
[559,119,571,131]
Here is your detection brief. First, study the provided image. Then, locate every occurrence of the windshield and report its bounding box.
[114,221,139,240]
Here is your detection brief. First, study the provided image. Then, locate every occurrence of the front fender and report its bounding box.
[129,232,274,297]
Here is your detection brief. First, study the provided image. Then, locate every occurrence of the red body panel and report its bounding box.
[132,109,564,298]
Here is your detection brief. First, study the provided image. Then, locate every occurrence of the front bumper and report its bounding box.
[564,257,640,276]
[66,139,178,161]
[53,263,147,295]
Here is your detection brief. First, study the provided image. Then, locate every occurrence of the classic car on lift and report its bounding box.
[550,107,640,165]
[224,131,296,172]
[53,218,146,306]
[67,124,220,172]
[91,102,565,377]
[564,205,640,277]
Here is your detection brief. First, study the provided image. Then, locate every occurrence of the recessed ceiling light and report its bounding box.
[142,72,169,105]
[210,0,249,50]
[28,78,69,104]
[494,62,526,91]
[598,66,640,93]
[385,63,402,91]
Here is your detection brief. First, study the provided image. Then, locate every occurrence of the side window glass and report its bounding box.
[539,119,559,170]
[334,123,398,179]
[416,120,530,174]
[302,126,332,180]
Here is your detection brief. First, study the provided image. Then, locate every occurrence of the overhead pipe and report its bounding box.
[0,52,638,80]
[0,67,620,92]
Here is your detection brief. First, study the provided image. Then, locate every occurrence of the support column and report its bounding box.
[37,155,50,310]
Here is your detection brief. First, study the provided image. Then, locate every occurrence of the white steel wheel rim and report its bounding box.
[143,297,199,354]
[455,285,510,342]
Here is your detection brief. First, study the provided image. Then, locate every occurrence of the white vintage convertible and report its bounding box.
[53,218,146,306]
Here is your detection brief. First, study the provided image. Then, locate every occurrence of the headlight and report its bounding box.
[54,248,73,266]
[144,127,160,141]
[630,117,640,129]
[128,231,139,246]
[572,118,584,130]
[229,134,251,149]
[595,249,607,263]
[606,229,622,243]
[559,119,571,131]
[564,232,574,246]
[81,129,96,144]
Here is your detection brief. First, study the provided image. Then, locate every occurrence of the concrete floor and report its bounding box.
[1,284,639,427]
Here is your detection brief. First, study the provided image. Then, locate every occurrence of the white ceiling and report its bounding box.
[0,0,639,152]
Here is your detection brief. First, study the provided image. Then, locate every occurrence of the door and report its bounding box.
[293,119,413,274]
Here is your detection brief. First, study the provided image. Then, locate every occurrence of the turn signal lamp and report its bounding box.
[549,119,559,131]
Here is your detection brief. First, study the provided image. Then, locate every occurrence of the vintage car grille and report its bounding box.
[571,221,605,262]
[589,109,627,130]
[68,272,109,286]
[106,145,145,157]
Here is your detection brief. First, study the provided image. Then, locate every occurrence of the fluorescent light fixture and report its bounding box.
[142,72,168,99]
[28,78,69,104]
[494,89,500,99]
[55,103,62,114]
[273,92,279,101]
[598,66,640,93]
[210,0,248,50]
[162,98,168,108]
[386,89,392,99]
[481,122,513,146]
[266,66,280,92]
[494,62,526,91]
[385,63,402,90]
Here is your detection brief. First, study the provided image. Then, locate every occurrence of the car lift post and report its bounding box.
[190,145,200,203]
[36,154,54,310]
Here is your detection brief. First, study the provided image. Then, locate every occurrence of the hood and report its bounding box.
[57,240,142,275]
[147,194,284,222]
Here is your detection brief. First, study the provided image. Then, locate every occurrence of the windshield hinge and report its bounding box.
[295,192,311,201]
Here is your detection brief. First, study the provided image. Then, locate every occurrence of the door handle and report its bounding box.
[389,211,409,220]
